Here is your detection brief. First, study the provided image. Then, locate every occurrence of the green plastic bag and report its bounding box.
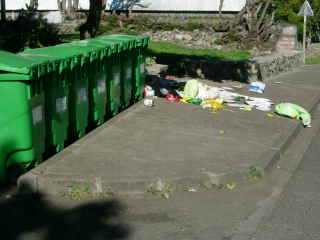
[183,80,199,98]
[275,103,311,127]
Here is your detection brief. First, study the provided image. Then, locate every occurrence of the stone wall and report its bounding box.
[157,51,304,82]
[251,51,304,82]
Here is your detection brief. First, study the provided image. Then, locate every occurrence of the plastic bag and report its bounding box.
[275,103,311,127]
[183,80,199,98]
[202,99,224,111]
[197,83,219,100]
[249,82,266,94]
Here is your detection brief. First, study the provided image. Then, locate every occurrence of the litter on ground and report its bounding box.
[275,103,312,127]
[144,79,311,129]
[180,79,273,112]
[249,82,266,94]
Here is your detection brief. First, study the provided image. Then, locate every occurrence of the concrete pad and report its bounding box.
[19,71,320,196]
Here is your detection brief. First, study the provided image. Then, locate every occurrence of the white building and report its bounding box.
[3,0,246,12]
[1,0,246,23]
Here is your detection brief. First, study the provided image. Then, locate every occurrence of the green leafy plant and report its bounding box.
[248,166,265,181]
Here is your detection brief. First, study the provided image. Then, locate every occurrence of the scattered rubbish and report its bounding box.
[232,84,243,89]
[240,106,253,112]
[188,187,198,193]
[144,85,156,107]
[221,87,234,91]
[144,85,155,98]
[267,113,274,118]
[165,75,175,80]
[274,81,282,85]
[147,178,174,199]
[183,79,199,98]
[201,99,224,111]
[144,98,154,107]
[162,79,275,115]
[226,182,237,190]
[160,88,169,96]
[159,77,182,89]
[246,97,273,112]
[197,83,220,99]
[166,94,180,102]
[183,97,202,105]
[275,103,311,127]
[249,81,266,94]
[228,103,248,108]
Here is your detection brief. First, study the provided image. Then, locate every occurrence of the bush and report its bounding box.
[274,0,320,42]
[0,6,61,52]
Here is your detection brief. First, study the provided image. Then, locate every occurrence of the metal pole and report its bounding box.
[1,0,6,22]
[303,15,307,64]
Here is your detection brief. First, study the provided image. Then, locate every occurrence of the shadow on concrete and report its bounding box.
[0,183,130,240]
[157,54,251,82]
[150,53,253,83]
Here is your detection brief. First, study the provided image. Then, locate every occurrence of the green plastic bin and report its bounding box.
[0,51,48,181]
[103,35,150,101]
[24,45,90,140]
[21,50,70,153]
[97,35,135,109]
[67,40,111,126]
[93,38,122,116]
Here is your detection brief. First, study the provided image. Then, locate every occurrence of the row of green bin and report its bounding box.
[0,34,149,182]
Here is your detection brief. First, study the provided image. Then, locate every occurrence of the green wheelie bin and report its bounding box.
[21,50,70,153]
[93,38,122,116]
[103,35,150,101]
[24,45,90,140]
[97,35,135,109]
[0,51,48,182]
[67,40,111,126]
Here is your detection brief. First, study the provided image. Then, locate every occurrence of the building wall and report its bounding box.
[4,0,246,12]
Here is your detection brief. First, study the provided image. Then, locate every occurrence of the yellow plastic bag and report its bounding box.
[202,99,224,111]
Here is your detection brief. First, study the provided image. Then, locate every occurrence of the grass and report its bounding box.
[306,55,320,64]
[147,41,250,62]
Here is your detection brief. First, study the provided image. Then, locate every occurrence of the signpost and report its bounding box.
[299,0,314,63]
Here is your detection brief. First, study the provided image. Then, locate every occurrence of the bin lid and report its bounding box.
[106,34,150,48]
[0,73,31,81]
[65,40,111,62]
[97,35,134,52]
[18,53,61,74]
[22,45,85,72]
[0,50,53,80]
[90,38,119,54]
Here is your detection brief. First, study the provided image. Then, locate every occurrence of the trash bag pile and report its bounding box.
[144,78,312,128]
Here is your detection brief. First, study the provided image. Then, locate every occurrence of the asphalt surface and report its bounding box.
[252,127,320,240]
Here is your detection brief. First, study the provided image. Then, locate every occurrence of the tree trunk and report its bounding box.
[1,0,5,22]
[222,0,276,48]
[80,0,103,39]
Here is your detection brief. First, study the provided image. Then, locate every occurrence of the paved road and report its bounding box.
[252,128,320,240]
